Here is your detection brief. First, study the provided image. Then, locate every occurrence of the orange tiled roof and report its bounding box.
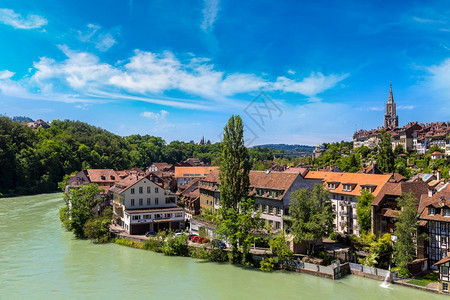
[174,166,219,178]
[283,167,309,177]
[434,255,450,266]
[305,171,392,197]
[418,186,450,222]
[372,181,429,206]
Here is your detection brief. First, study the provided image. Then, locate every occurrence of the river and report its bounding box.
[0,193,446,299]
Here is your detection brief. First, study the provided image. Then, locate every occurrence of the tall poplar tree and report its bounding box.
[376,129,395,173]
[216,115,262,264]
[393,192,418,276]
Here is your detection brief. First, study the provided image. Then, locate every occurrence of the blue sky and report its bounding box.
[0,0,449,146]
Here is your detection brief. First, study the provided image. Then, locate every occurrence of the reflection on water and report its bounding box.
[0,193,446,299]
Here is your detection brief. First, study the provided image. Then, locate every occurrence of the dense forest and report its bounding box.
[0,117,276,196]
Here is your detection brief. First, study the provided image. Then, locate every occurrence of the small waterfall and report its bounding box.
[380,265,391,289]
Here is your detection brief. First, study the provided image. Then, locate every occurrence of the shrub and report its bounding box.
[163,234,189,256]
[189,247,210,259]
[143,238,165,253]
[260,257,275,272]
[208,247,228,262]
[114,238,144,249]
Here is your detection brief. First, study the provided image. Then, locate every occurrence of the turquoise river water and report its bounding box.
[0,193,447,299]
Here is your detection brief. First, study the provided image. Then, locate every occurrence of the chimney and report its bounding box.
[437,169,442,181]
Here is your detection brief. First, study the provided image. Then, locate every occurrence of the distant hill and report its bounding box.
[253,144,315,153]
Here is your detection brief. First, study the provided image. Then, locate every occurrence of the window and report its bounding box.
[429,207,436,216]
[175,212,182,218]
[165,213,172,218]
[131,188,135,194]
[444,208,450,217]
[443,283,449,291]
[155,187,159,193]
[275,221,281,230]
[268,206,273,214]
[147,186,151,193]
[276,207,281,216]
[143,214,151,219]
[131,199,135,206]
[139,187,143,194]
[155,198,159,205]
[139,198,143,206]
[262,205,267,213]
[132,215,140,220]
[147,198,151,205]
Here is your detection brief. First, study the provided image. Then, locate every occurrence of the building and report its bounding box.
[305,171,392,236]
[198,169,321,231]
[418,186,450,267]
[434,256,450,293]
[431,151,444,160]
[110,174,184,235]
[384,83,399,128]
[371,181,429,235]
[147,162,174,172]
[66,169,120,193]
[177,178,201,219]
[174,166,219,187]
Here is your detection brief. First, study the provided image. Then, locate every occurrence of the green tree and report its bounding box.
[356,189,374,234]
[216,115,263,264]
[59,183,103,237]
[83,207,113,243]
[376,129,395,173]
[290,184,334,254]
[393,192,418,275]
[269,232,293,261]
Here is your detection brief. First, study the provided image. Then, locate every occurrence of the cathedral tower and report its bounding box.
[383,83,398,128]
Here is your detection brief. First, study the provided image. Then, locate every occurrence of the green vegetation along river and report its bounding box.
[0,193,447,299]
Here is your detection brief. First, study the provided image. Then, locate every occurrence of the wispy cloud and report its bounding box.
[0,70,14,79]
[368,106,383,111]
[0,8,47,29]
[140,109,168,120]
[272,72,349,99]
[201,0,220,32]
[78,24,117,51]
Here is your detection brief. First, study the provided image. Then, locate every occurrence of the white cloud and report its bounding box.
[423,58,450,100]
[77,24,117,51]
[1,46,348,111]
[287,69,296,75]
[0,8,47,29]
[397,105,415,110]
[368,106,383,111]
[0,70,14,79]
[272,72,349,98]
[140,110,169,120]
[201,0,220,32]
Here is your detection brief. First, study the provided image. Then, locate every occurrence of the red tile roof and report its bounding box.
[372,181,429,206]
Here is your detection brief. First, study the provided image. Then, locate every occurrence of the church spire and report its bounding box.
[388,82,394,103]
[383,83,398,128]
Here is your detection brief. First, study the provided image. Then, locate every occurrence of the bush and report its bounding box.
[189,247,210,259]
[114,238,144,249]
[163,234,189,256]
[208,247,228,262]
[143,238,165,253]
[329,232,337,241]
[260,257,275,272]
